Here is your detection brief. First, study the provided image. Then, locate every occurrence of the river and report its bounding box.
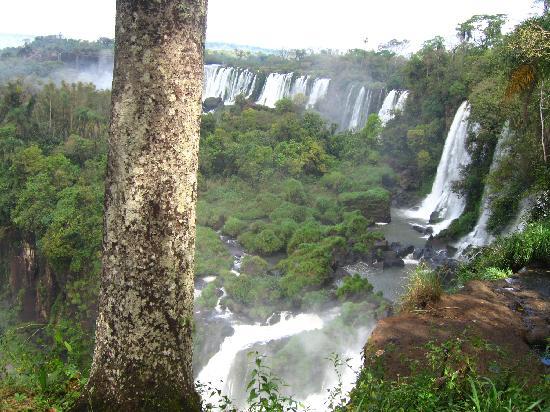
[193,207,429,410]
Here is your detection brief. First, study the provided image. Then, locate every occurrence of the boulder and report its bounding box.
[382,251,405,269]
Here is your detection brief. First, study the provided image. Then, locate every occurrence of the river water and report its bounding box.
[193,207,428,410]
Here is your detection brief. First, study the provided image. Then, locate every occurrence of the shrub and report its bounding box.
[241,255,269,276]
[336,275,374,302]
[286,221,324,254]
[338,188,390,222]
[281,178,307,204]
[462,220,550,277]
[222,217,247,237]
[195,226,232,277]
[399,264,442,311]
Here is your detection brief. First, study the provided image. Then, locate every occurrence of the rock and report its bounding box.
[382,251,405,269]
[411,224,425,233]
[413,247,424,260]
[429,210,442,224]
[390,242,414,258]
[373,240,389,252]
[525,326,550,346]
[203,96,223,112]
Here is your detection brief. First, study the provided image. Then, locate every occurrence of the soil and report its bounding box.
[364,267,550,379]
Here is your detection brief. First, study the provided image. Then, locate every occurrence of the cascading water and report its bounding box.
[290,75,309,97]
[348,87,367,131]
[378,90,398,125]
[307,78,330,108]
[455,124,512,254]
[406,101,471,235]
[203,64,257,104]
[256,72,295,107]
[395,90,409,111]
[378,90,410,125]
[197,312,325,402]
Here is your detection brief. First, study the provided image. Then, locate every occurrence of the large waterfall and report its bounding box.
[406,101,471,235]
[203,64,257,105]
[202,64,407,132]
[455,125,511,253]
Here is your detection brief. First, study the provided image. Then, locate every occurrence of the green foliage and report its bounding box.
[336,275,374,302]
[0,321,91,411]
[196,282,219,309]
[240,255,269,276]
[278,237,345,303]
[345,339,549,411]
[223,217,248,237]
[457,220,550,284]
[196,226,233,277]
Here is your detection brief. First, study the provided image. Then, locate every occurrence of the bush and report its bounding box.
[286,221,324,254]
[241,255,269,276]
[222,217,247,237]
[195,226,233,277]
[399,264,442,311]
[281,178,307,204]
[336,275,374,302]
[338,188,390,222]
[458,220,550,283]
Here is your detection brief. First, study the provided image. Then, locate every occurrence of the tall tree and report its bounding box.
[79,0,207,410]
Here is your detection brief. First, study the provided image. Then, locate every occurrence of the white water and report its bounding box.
[290,75,309,97]
[378,90,409,125]
[406,101,471,234]
[378,90,398,125]
[348,87,367,131]
[455,124,512,254]
[256,72,295,107]
[197,312,325,399]
[307,78,330,108]
[395,91,409,111]
[203,64,257,104]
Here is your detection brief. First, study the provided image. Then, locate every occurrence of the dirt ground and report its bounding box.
[364,267,550,379]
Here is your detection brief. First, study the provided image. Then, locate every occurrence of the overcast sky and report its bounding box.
[0,0,543,50]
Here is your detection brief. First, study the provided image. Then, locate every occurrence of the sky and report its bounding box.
[0,0,544,51]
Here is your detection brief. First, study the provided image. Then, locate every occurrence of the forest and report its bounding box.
[0,4,549,412]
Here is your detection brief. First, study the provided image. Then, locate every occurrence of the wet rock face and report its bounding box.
[382,251,405,269]
[389,242,414,259]
[193,314,234,374]
[494,268,550,352]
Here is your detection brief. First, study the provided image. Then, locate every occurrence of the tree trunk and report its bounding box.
[541,80,547,163]
[78,1,207,410]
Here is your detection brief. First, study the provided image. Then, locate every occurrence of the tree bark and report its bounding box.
[78,1,207,410]
[541,80,547,163]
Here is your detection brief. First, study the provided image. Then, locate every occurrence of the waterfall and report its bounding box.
[406,101,471,235]
[196,313,324,401]
[307,78,330,108]
[290,75,309,97]
[395,91,409,111]
[378,90,410,125]
[378,90,398,125]
[455,124,512,253]
[256,72,295,107]
[348,87,366,131]
[203,64,257,104]
[340,85,357,128]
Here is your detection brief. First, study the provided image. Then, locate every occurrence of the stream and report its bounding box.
[192,207,430,410]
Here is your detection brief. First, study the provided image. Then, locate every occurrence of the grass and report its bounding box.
[399,263,442,311]
[346,337,549,412]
